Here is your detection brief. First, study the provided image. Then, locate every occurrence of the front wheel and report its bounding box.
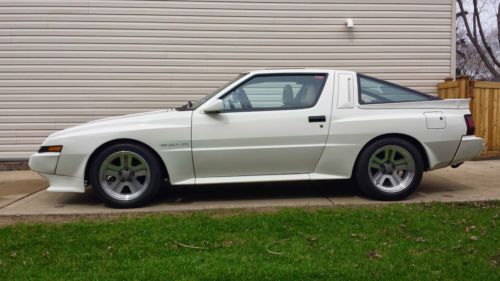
[354,138,424,200]
[88,143,164,208]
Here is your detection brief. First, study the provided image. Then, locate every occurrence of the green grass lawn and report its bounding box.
[0,202,499,281]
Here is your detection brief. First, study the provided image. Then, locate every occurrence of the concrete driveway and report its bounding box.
[0,160,499,216]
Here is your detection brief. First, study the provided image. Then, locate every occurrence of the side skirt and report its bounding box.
[173,173,350,185]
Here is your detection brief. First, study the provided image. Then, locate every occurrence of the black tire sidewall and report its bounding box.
[355,138,424,200]
[88,143,163,208]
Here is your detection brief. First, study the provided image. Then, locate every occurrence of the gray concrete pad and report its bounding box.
[0,160,499,216]
[0,170,47,209]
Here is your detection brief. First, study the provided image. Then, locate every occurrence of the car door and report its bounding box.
[191,73,333,178]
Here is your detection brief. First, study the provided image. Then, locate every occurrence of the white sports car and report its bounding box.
[29,69,484,208]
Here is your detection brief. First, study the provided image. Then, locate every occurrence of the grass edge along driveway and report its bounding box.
[0,201,499,281]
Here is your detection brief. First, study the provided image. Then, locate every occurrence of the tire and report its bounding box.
[354,138,424,200]
[88,142,164,208]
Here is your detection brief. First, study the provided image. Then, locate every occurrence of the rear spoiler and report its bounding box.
[358,99,470,109]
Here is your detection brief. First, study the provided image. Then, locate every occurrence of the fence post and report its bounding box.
[456,75,470,98]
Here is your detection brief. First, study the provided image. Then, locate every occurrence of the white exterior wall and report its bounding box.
[0,0,455,160]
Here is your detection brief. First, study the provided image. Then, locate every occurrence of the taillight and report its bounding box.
[464,114,475,136]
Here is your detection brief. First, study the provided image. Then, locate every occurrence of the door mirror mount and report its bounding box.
[203,99,224,113]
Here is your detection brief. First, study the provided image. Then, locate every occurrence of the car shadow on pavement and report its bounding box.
[54,180,356,207]
[47,173,474,209]
[153,180,358,205]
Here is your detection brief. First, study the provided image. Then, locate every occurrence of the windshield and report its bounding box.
[178,73,247,110]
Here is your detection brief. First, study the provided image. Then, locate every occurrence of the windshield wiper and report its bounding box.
[176,101,193,110]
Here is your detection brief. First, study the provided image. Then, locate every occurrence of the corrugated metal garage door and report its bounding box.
[0,0,453,160]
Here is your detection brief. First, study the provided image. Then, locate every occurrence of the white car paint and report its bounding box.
[29,69,484,194]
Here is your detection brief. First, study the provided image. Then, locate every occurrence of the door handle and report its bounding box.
[308,115,326,123]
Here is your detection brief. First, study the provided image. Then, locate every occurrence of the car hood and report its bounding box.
[46,108,190,141]
[87,109,174,124]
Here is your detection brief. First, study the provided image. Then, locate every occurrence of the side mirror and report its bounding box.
[203,99,224,113]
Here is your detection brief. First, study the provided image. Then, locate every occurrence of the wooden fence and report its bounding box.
[437,76,500,158]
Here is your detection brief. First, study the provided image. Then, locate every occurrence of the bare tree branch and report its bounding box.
[473,0,500,67]
[457,0,500,78]
[497,2,500,44]
[473,7,477,40]
[456,27,492,80]
[457,11,468,18]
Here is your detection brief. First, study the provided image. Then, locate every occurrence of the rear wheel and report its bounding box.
[89,143,164,208]
[354,138,424,200]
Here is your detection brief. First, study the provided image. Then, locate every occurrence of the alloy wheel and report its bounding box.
[98,151,151,201]
[367,145,416,193]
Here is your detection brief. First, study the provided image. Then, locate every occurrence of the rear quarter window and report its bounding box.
[358,74,437,104]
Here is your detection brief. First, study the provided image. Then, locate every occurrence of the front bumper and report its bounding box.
[451,136,484,165]
[28,152,60,174]
[29,152,86,193]
[39,173,85,193]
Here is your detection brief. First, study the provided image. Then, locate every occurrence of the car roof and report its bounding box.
[246,68,355,75]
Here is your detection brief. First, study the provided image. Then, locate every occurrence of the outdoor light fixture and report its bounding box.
[345,18,354,29]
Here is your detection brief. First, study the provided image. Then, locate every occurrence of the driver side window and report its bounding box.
[221,74,327,111]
